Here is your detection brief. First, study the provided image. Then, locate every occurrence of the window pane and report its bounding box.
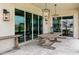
[26,12,32,41]
[33,14,38,38]
[53,17,61,32]
[39,16,43,34]
[15,9,24,43]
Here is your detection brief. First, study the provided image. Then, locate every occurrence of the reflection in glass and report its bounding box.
[26,12,32,41]
[33,14,38,38]
[15,9,24,43]
[53,17,61,32]
[61,16,73,37]
[39,16,43,34]
[53,16,73,37]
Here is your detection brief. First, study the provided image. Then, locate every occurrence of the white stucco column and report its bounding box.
[43,18,49,33]
[73,10,79,38]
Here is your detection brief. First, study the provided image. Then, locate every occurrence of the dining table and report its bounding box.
[38,32,62,50]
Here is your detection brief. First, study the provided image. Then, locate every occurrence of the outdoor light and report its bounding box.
[42,3,50,23]
[3,9,10,21]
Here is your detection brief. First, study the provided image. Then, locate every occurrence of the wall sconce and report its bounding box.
[3,9,10,21]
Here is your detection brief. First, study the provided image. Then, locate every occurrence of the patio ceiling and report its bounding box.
[32,3,79,11]
[31,3,79,15]
[14,3,79,15]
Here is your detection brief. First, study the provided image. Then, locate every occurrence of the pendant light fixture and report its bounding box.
[52,4,59,18]
[42,3,50,20]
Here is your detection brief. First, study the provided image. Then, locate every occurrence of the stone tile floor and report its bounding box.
[4,38,79,55]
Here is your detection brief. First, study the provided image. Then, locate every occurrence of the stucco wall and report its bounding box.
[73,10,79,38]
[0,4,15,53]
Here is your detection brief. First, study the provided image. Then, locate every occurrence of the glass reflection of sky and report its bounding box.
[15,16,24,24]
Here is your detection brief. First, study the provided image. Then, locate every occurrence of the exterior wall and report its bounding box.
[43,19,49,33]
[43,18,51,33]
[0,4,15,53]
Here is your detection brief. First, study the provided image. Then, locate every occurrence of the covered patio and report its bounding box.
[0,3,79,55]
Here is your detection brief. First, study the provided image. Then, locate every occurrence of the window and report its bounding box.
[39,16,43,34]
[53,16,73,37]
[33,14,38,38]
[15,9,25,43]
[26,12,32,41]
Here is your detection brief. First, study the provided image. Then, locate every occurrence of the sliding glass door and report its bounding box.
[15,9,25,43]
[53,17,61,32]
[61,16,73,37]
[53,16,73,37]
[39,16,43,34]
[15,9,43,43]
[33,14,38,38]
[26,12,32,41]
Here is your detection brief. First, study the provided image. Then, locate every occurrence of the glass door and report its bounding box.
[26,12,32,41]
[15,9,25,43]
[39,16,43,34]
[53,16,73,37]
[61,16,73,37]
[53,17,61,32]
[33,14,38,38]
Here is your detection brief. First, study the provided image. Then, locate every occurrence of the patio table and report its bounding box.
[38,32,62,50]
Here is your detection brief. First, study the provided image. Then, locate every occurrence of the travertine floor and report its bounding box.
[4,38,79,55]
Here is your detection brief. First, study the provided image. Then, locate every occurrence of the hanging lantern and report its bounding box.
[42,3,50,20]
[52,4,59,19]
